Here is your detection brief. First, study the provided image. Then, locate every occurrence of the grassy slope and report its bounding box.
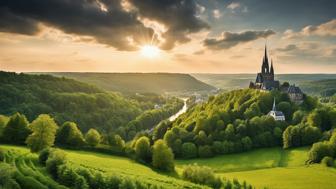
[176,147,336,189]
[1,145,205,189]
[48,72,216,93]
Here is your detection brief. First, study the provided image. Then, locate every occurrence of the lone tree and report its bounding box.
[152,140,174,171]
[134,136,151,163]
[26,114,58,152]
[2,113,31,144]
[85,129,101,147]
[56,121,85,147]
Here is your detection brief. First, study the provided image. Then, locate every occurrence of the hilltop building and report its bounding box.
[268,99,285,121]
[249,46,280,90]
[249,45,304,104]
[287,85,304,104]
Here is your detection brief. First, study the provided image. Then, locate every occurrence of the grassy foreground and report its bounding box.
[0,145,205,188]
[176,147,336,189]
[3,145,336,189]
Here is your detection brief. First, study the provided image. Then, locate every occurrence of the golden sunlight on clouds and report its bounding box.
[140,45,160,58]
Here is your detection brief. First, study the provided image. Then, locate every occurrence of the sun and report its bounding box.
[140,45,160,58]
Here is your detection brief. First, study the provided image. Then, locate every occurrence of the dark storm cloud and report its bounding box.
[0,0,151,51]
[0,0,209,51]
[128,0,210,50]
[203,30,275,50]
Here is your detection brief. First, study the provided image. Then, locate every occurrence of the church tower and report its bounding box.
[261,45,270,74]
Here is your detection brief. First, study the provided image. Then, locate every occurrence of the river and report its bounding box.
[168,98,188,121]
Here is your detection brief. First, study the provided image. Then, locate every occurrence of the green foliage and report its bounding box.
[308,131,336,163]
[152,140,175,171]
[122,97,183,140]
[0,115,9,136]
[283,124,321,149]
[51,72,215,94]
[38,148,51,165]
[46,149,67,177]
[107,133,125,150]
[198,145,213,158]
[26,114,58,152]
[56,122,85,147]
[181,142,197,159]
[307,107,336,131]
[134,136,151,163]
[321,156,334,167]
[0,163,20,189]
[85,129,101,147]
[2,113,31,144]
[182,164,221,188]
[0,71,142,133]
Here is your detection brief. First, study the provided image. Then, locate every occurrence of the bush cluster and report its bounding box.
[182,164,253,189]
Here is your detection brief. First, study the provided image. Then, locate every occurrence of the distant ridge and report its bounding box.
[47,72,216,94]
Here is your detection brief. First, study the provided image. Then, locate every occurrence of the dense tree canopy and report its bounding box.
[134,136,151,163]
[152,140,175,171]
[56,122,85,147]
[85,129,101,147]
[2,113,31,145]
[26,114,59,152]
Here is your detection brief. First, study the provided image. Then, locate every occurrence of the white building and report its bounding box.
[268,99,285,121]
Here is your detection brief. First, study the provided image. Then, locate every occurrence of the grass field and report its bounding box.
[176,147,336,189]
[3,145,336,189]
[0,145,206,189]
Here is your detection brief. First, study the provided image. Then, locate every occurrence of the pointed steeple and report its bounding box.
[270,59,274,75]
[261,44,269,73]
[272,98,276,111]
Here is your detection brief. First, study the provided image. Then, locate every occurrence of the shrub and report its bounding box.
[15,174,48,189]
[119,178,136,189]
[321,156,334,167]
[46,149,67,177]
[182,164,221,188]
[2,113,31,145]
[0,148,5,161]
[152,140,175,171]
[0,163,20,189]
[198,145,213,158]
[134,136,151,163]
[181,142,197,159]
[85,129,101,147]
[106,175,122,188]
[38,148,51,165]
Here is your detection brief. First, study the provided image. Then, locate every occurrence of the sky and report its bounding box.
[0,0,336,73]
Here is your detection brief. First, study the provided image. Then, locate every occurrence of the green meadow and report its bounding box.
[177,147,336,189]
[3,145,336,189]
[0,145,206,189]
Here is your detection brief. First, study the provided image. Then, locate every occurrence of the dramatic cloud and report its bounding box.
[275,42,336,62]
[128,0,210,50]
[0,0,209,51]
[283,19,336,39]
[227,2,241,10]
[203,30,275,50]
[213,9,222,19]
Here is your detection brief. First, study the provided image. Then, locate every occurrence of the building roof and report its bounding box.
[268,98,285,117]
[262,80,280,90]
[269,111,285,117]
[287,85,303,94]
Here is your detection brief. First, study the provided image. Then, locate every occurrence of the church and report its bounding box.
[249,46,280,90]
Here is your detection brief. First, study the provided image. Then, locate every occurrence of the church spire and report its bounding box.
[270,59,274,75]
[272,98,276,111]
[262,44,270,73]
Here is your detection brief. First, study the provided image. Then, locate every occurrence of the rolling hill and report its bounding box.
[47,72,216,94]
[176,147,336,189]
[0,71,142,132]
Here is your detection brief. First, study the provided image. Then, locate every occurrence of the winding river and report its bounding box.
[168,98,188,121]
